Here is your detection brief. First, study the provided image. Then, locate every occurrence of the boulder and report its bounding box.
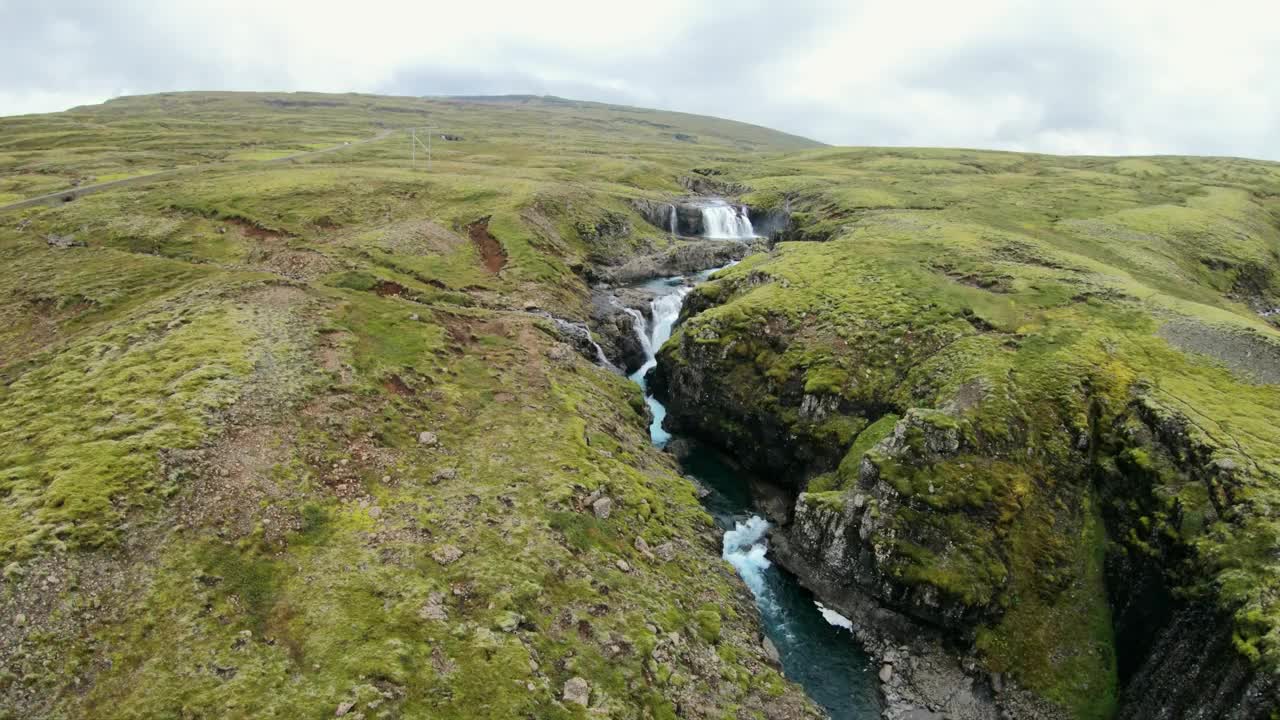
[562,677,590,706]
[591,496,613,519]
[762,636,781,665]
[431,545,463,565]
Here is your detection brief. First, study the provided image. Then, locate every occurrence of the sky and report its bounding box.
[3,0,1279,159]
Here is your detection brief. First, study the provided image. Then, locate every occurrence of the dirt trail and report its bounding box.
[0,129,394,214]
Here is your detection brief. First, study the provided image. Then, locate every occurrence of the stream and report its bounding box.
[625,269,881,719]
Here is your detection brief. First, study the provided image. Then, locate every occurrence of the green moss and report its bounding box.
[0,92,816,719]
[12,89,1280,719]
[834,413,900,488]
[693,605,723,644]
[976,496,1117,719]
[803,364,849,394]
[330,270,379,291]
[659,143,1280,714]
[0,299,254,558]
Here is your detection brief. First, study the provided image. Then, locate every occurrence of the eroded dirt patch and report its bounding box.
[227,217,290,240]
[383,373,414,396]
[245,245,335,280]
[466,217,507,273]
[372,280,408,297]
[0,295,98,368]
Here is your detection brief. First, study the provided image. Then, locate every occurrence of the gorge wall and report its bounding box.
[650,178,1280,719]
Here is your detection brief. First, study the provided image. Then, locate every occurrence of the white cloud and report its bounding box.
[3,0,1280,159]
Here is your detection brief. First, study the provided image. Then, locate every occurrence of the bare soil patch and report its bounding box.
[372,280,408,297]
[466,217,507,273]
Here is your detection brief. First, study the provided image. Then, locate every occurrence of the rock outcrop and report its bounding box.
[591,239,759,286]
[588,289,651,373]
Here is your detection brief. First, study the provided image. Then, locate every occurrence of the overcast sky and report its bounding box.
[4,0,1279,159]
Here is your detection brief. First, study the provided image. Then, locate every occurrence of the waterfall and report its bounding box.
[623,308,652,357]
[647,290,690,354]
[591,339,613,369]
[542,313,618,372]
[628,286,691,445]
[700,200,756,240]
[667,203,678,238]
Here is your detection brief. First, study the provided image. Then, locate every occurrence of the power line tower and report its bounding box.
[410,127,437,171]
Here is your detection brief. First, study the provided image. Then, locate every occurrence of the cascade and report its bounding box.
[622,308,652,357]
[700,199,756,239]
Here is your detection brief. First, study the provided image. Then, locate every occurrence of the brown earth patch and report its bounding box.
[227,217,290,240]
[373,280,408,297]
[313,330,352,384]
[0,295,98,368]
[175,424,300,541]
[383,373,414,396]
[466,217,507,273]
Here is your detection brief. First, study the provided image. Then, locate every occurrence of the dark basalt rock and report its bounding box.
[1117,601,1279,719]
[588,290,649,374]
[630,198,707,236]
[592,239,759,286]
[769,409,994,629]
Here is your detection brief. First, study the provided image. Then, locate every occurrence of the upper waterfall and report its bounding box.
[699,199,756,240]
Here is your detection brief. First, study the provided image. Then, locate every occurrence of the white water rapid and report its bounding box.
[722,515,776,608]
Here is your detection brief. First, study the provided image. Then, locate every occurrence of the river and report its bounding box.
[624,269,880,719]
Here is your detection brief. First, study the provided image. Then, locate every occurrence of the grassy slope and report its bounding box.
[663,147,1280,717]
[0,93,821,719]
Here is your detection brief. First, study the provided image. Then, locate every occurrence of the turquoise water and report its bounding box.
[625,271,880,719]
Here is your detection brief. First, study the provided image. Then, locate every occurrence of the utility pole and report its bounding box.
[410,127,437,171]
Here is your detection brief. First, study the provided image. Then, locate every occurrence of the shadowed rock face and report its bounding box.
[658,303,1280,716]
[778,410,997,629]
[589,291,649,373]
[1116,602,1280,720]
